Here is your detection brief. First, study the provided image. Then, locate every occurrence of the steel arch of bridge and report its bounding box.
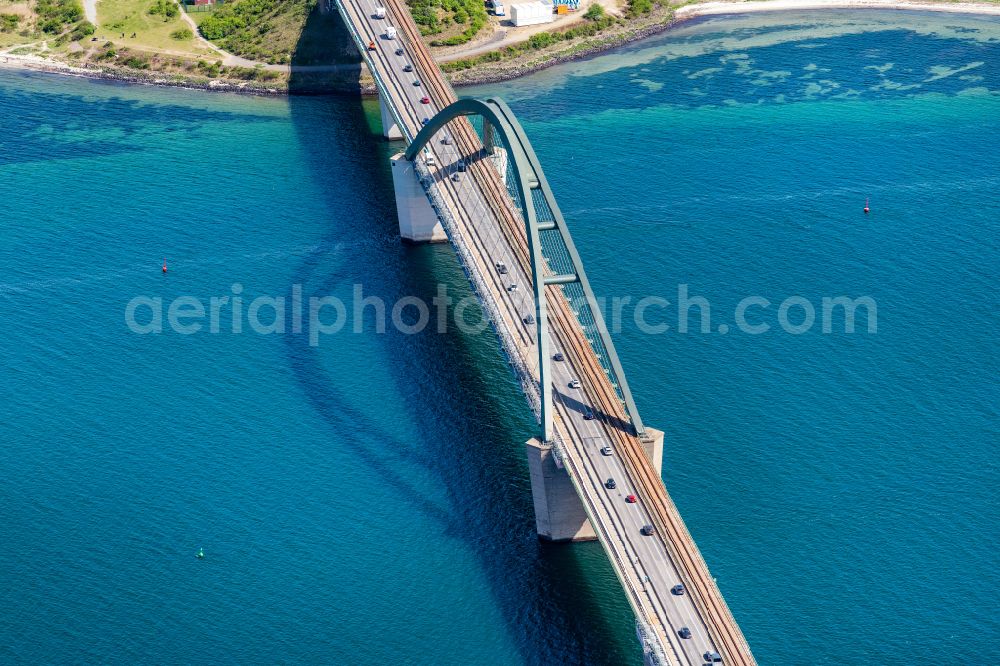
[405,97,645,441]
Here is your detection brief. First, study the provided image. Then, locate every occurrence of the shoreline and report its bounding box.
[2,0,999,95]
[446,0,1000,86]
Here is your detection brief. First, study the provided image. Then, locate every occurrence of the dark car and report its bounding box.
[605,478,616,489]
[403,64,413,72]
[553,352,565,361]
[441,135,453,145]
[584,410,595,421]
[420,96,430,104]
[496,262,508,274]
[678,627,692,639]
[671,584,685,596]
[413,79,421,86]
[456,159,467,172]
[704,651,722,663]
[421,118,429,125]
[640,524,655,536]
[395,47,404,56]
[523,314,535,325]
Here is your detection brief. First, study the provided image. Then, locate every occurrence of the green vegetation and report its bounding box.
[122,53,150,67]
[626,0,653,17]
[148,0,180,19]
[583,2,604,19]
[0,13,20,32]
[408,0,488,46]
[170,26,192,39]
[70,19,95,39]
[97,0,208,54]
[443,11,617,71]
[36,0,84,33]
[197,0,353,65]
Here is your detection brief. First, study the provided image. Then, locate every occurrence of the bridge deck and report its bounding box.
[333,1,756,663]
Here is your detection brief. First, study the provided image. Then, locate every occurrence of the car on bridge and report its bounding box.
[413,79,421,86]
[456,159,467,172]
[605,478,616,489]
[640,524,655,536]
[420,96,430,104]
[704,651,723,663]
[451,173,461,182]
[395,47,404,56]
[584,409,595,420]
[625,494,637,503]
[496,262,508,274]
[523,314,535,325]
[403,64,413,72]
[678,627,692,639]
[373,6,385,18]
[600,446,612,456]
[507,283,517,292]
[553,352,564,361]
[671,584,685,595]
[441,135,452,145]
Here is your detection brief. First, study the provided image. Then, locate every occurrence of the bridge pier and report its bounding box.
[379,94,404,141]
[526,428,663,542]
[390,152,447,243]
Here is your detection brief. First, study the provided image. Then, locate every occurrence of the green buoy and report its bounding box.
[197,548,204,559]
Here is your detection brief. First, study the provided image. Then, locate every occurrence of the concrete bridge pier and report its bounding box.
[390,153,447,243]
[380,94,404,140]
[526,428,663,542]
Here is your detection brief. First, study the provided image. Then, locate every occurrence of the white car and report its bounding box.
[568,379,581,389]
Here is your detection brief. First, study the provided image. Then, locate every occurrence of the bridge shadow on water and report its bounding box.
[284,8,640,664]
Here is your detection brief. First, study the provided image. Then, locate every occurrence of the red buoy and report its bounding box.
[162,259,168,273]
[863,198,870,215]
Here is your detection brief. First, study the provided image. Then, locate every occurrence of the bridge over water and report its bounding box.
[331,1,757,662]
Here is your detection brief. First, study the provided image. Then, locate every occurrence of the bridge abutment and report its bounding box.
[526,428,664,542]
[390,152,447,243]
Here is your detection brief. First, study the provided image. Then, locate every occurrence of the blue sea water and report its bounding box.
[1,9,998,665]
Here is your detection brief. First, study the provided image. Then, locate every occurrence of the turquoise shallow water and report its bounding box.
[2,9,999,664]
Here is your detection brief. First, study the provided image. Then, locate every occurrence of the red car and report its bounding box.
[420,96,430,104]
[625,494,637,504]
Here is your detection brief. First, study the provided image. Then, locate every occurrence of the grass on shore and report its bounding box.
[196,0,355,65]
[0,0,93,48]
[94,0,208,55]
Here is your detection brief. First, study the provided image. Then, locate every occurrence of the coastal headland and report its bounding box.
[1,0,998,94]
